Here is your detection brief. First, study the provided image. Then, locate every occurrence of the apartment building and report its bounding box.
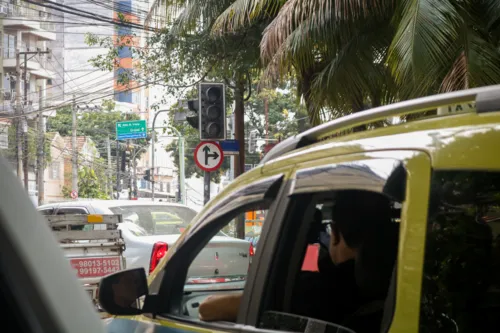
[0,0,56,203]
[0,0,55,115]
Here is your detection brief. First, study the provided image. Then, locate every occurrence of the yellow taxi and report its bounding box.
[99,85,500,333]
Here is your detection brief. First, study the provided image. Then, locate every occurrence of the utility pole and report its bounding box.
[15,49,22,182]
[22,53,29,191]
[264,97,269,142]
[71,95,78,194]
[179,136,185,204]
[127,142,132,200]
[151,110,186,203]
[133,147,138,199]
[151,126,155,201]
[107,137,112,198]
[16,48,51,189]
[37,90,44,206]
[116,141,120,199]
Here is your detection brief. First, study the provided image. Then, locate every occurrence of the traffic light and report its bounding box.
[121,150,131,172]
[143,168,151,182]
[248,130,258,153]
[199,82,226,140]
[186,99,199,129]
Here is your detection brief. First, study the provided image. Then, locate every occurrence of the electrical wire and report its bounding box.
[22,0,156,32]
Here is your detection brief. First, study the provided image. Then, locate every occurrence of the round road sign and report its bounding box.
[194,141,224,172]
[70,190,78,199]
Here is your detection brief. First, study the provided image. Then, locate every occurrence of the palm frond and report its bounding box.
[259,18,326,83]
[166,0,235,35]
[387,0,461,88]
[484,0,500,31]
[260,0,394,65]
[211,0,284,34]
[440,51,469,92]
[466,30,500,87]
[311,25,395,115]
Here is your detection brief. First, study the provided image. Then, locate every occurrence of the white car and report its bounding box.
[37,200,253,284]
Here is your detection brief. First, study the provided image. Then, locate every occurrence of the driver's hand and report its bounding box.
[199,293,243,322]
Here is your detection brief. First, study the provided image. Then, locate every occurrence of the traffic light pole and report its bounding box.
[204,171,210,205]
[151,110,186,204]
[116,141,120,198]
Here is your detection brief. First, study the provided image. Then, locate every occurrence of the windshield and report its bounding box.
[109,205,197,236]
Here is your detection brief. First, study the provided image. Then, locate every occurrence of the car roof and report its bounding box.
[261,85,500,171]
[0,157,105,333]
[39,200,195,213]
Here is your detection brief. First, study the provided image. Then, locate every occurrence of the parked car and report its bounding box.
[0,157,105,333]
[98,85,500,333]
[38,200,253,281]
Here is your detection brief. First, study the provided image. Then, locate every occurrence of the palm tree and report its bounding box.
[213,0,500,123]
[213,0,398,125]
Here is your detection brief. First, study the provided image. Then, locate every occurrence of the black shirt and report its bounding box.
[291,258,385,333]
[291,259,362,324]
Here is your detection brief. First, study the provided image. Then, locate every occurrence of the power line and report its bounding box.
[22,0,156,32]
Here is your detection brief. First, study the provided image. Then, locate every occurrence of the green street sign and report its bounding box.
[116,120,147,140]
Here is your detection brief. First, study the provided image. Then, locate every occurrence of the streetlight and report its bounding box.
[151,110,186,204]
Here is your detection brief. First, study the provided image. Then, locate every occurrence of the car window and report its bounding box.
[38,208,54,216]
[420,171,500,332]
[108,205,208,236]
[150,174,284,326]
[256,158,408,333]
[56,208,88,215]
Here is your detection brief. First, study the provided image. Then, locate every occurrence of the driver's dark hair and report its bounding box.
[331,190,392,248]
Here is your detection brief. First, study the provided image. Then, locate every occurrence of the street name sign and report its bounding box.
[220,139,239,156]
[116,120,147,140]
[194,141,224,172]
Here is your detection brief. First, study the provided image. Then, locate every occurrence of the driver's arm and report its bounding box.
[198,292,243,322]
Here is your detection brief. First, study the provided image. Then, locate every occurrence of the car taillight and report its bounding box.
[249,243,255,257]
[149,241,168,274]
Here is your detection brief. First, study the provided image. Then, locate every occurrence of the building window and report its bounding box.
[3,33,16,58]
[420,170,500,332]
[49,162,60,180]
[0,126,8,149]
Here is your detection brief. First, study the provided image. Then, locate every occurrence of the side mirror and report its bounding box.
[98,268,148,315]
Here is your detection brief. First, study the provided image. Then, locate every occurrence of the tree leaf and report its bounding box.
[388,0,460,87]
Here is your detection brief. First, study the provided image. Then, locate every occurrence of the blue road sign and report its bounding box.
[219,139,239,155]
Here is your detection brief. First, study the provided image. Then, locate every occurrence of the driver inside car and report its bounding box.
[198,190,398,332]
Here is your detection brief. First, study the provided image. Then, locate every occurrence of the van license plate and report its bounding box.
[70,257,121,278]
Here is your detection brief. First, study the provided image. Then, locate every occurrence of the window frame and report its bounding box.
[243,151,431,333]
[142,174,285,329]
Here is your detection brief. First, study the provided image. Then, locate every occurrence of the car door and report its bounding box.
[238,151,432,333]
[105,172,291,333]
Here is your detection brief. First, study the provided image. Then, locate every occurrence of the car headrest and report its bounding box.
[355,223,399,300]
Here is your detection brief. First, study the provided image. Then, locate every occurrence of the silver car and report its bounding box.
[37,200,253,283]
